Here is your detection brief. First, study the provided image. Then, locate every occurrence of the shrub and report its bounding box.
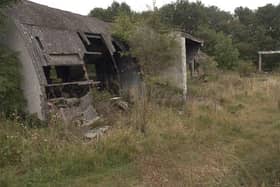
[0,47,25,116]
[128,25,180,76]
[22,114,47,128]
[198,52,218,81]
[112,13,135,43]
[197,26,240,70]
[112,14,180,77]
[214,34,240,70]
[237,60,256,77]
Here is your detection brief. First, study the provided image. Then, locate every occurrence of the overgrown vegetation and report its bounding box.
[89,1,132,22]
[112,14,180,77]
[90,1,280,71]
[2,73,280,186]
[197,26,240,70]
[1,1,280,186]
[0,48,25,116]
[0,0,25,117]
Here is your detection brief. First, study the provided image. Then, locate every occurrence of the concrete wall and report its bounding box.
[160,37,187,97]
[6,21,44,119]
[160,36,202,100]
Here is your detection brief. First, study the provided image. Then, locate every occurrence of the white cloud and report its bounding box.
[31,0,279,15]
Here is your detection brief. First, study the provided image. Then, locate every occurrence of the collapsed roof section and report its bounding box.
[6,0,122,123]
[8,0,116,63]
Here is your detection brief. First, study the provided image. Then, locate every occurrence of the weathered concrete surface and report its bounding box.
[181,37,187,100]
[160,34,202,100]
[6,20,45,119]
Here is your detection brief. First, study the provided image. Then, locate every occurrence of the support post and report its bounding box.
[258,53,262,72]
[181,37,187,101]
[191,59,195,77]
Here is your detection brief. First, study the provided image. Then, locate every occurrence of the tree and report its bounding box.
[89,2,132,22]
[89,1,280,70]
[159,1,208,33]
[112,13,135,43]
[235,7,256,26]
[214,34,240,70]
[197,26,239,69]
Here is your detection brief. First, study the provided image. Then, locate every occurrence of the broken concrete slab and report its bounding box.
[84,125,110,139]
[110,97,129,111]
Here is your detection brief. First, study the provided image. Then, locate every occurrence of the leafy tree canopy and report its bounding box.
[89,1,132,22]
[94,0,280,70]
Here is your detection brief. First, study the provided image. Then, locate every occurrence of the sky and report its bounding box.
[31,0,279,15]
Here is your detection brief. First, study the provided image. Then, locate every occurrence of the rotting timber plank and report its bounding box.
[84,52,103,56]
[46,80,100,87]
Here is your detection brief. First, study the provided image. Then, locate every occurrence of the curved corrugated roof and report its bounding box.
[8,0,110,34]
[6,0,116,66]
[5,0,118,87]
[7,0,115,53]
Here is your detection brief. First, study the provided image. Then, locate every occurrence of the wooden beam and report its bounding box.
[46,80,99,87]
[258,51,280,55]
[191,59,195,77]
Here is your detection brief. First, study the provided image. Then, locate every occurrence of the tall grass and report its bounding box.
[1,73,280,186]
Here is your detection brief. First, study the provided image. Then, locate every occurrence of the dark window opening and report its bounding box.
[186,39,201,76]
[35,36,44,50]
[78,32,120,93]
[261,54,280,72]
[85,34,104,53]
[84,55,113,90]
[186,39,201,64]
[46,84,90,99]
[112,38,141,93]
[43,65,86,84]
[85,63,97,80]
[43,65,90,99]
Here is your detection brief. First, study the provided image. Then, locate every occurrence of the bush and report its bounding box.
[112,14,180,77]
[237,60,256,77]
[198,52,218,80]
[214,34,240,70]
[197,26,240,70]
[0,47,25,116]
[129,25,180,75]
[22,114,47,128]
[112,13,135,43]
